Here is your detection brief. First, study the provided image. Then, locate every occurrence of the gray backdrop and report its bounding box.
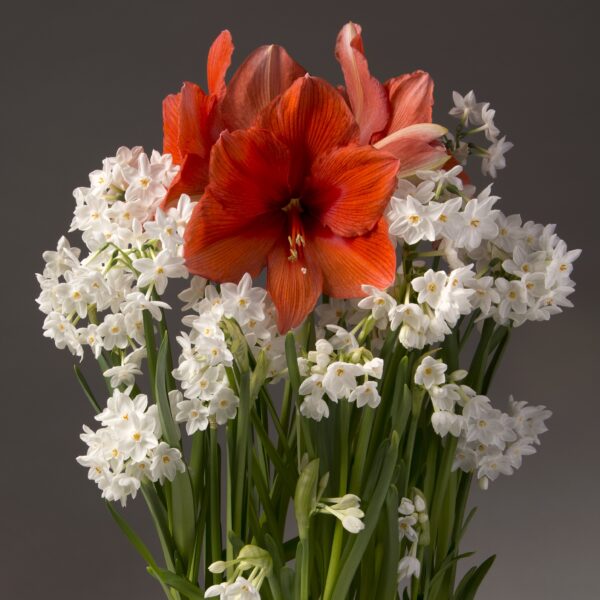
[2,1,598,598]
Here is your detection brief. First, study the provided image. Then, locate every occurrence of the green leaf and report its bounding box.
[375,485,400,600]
[453,555,496,600]
[73,364,101,413]
[250,349,269,400]
[294,459,320,540]
[285,332,301,392]
[331,432,400,600]
[106,501,159,570]
[171,470,196,568]
[149,567,204,599]
[155,332,181,447]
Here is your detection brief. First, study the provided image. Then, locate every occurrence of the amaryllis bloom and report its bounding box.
[184,76,400,332]
[161,30,305,208]
[335,22,448,177]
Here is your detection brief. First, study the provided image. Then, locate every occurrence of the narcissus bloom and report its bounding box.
[184,76,400,331]
[161,30,305,208]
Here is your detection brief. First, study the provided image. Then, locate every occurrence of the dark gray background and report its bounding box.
[2,1,598,598]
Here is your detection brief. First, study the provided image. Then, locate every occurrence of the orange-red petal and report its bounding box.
[267,237,323,332]
[309,218,396,298]
[221,44,306,131]
[304,145,399,237]
[384,71,434,134]
[207,129,291,217]
[206,30,234,98]
[374,123,449,178]
[335,22,390,145]
[163,92,183,164]
[184,193,284,281]
[161,153,209,209]
[258,76,359,191]
[178,82,214,158]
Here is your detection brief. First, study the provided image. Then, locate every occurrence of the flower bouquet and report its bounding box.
[37,23,580,600]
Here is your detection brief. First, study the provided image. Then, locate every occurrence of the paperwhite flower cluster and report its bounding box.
[397,490,429,585]
[173,273,287,432]
[449,90,513,178]
[297,326,384,421]
[387,176,500,251]
[468,220,580,327]
[316,494,366,533]
[76,388,185,506]
[206,577,261,600]
[374,167,580,348]
[414,357,551,489]
[206,544,272,599]
[37,147,191,365]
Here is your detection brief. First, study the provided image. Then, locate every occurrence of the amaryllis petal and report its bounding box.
[384,70,434,133]
[162,92,183,164]
[178,82,215,158]
[221,44,306,131]
[258,76,359,191]
[162,82,215,165]
[162,153,209,209]
[335,22,390,145]
[207,129,291,217]
[374,123,449,178]
[184,195,283,282]
[206,30,234,98]
[304,145,399,237]
[310,218,396,298]
[267,237,323,332]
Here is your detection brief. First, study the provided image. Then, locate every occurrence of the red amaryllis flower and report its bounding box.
[335,22,449,177]
[184,76,400,332]
[161,31,305,209]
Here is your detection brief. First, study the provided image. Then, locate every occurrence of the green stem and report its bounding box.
[322,402,351,600]
[208,427,222,585]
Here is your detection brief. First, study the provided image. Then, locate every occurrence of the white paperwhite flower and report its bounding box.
[349,381,381,408]
[175,398,210,434]
[103,347,146,387]
[326,325,359,351]
[178,276,208,310]
[318,495,365,533]
[119,411,159,462]
[468,276,500,314]
[358,285,397,324]
[209,387,239,425]
[495,278,528,320]
[416,165,464,191]
[122,292,170,321]
[143,208,182,250]
[456,191,499,250]
[481,136,513,178]
[150,443,185,484]
[97,313,129,350]
[412,270,447,309]
[398,555,421,581]
[449,90,485,125]
[431,411,464,437]
[398,514,419,542]
[477,452,514,482]
[205,576,261,599]
[478,103,500,141]
[388,196,443,244]
[362,358,384,379]
[415,356,447,389]
[323,362,364,402]
[299,394,330,421]
[133,250,188,295]
[221,273,267,326]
